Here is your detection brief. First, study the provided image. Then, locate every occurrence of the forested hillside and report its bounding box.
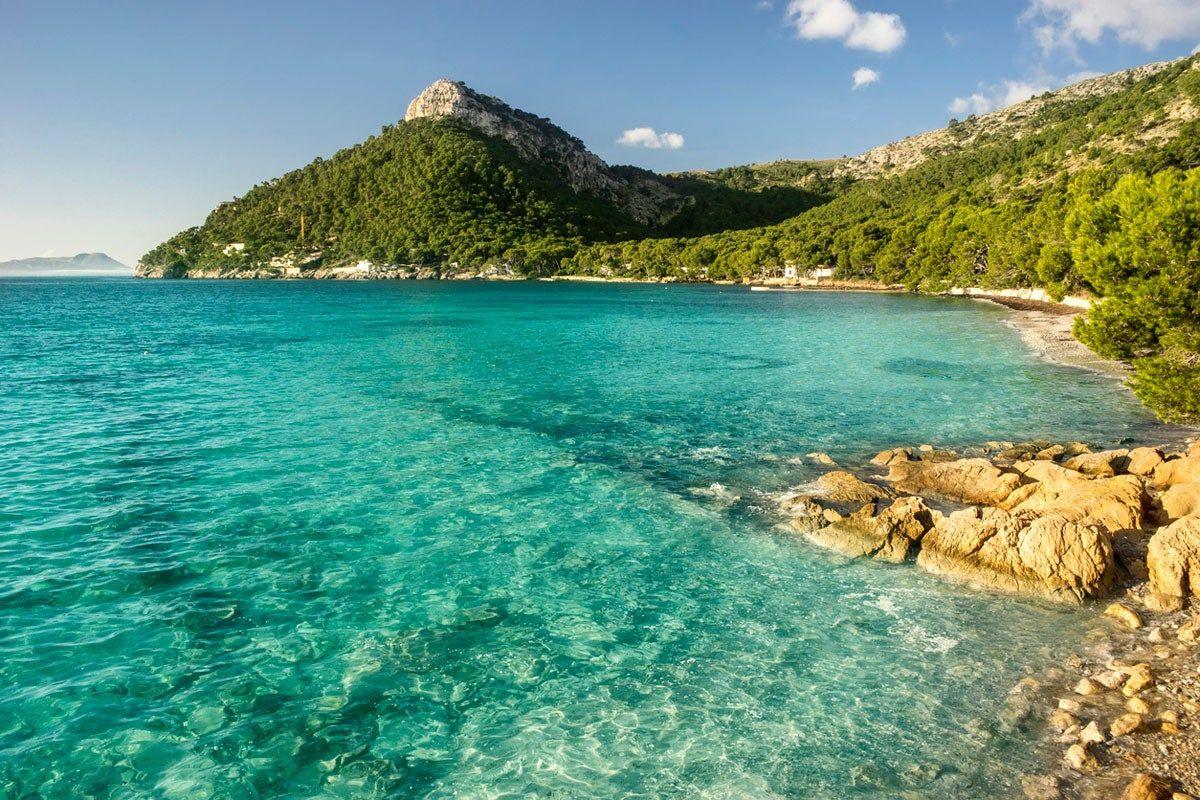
[565,57,1200,422]
[140,59,1200,421]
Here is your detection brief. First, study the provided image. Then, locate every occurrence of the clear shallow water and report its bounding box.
[0,279,1169,798]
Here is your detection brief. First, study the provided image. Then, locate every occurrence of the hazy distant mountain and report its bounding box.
[0,252,130,277]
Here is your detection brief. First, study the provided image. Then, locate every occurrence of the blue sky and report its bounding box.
[3,0,1199,265]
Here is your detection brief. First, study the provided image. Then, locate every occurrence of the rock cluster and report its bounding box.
[778,440,1200,604]
[773,436,1200,798]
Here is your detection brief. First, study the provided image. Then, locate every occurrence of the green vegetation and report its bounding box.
[143,57,1200,421]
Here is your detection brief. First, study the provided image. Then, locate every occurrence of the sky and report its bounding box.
[3,0,1200,266]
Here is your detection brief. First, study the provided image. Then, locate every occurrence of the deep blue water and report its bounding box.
[0,279,1168,798]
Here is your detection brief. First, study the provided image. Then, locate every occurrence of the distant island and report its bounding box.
[1,252,130,277]
[135,56,1200,425]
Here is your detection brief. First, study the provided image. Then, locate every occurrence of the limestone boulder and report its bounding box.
[1123,773,1174,800]
[1127,447,1165,477]
[916,507,1116,603]
[801,496,937,563]
[812,471,894,505]
[1161,481,1200,521]
[1147,514,1200,598]
[1063,448,1130,477]
[999,471,1146,533]
[1152,451,1200,489]
[870,447,911,467]
[887,458,1022,506]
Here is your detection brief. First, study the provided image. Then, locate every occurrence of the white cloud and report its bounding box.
[852,67,881,88]
[785,0,906,53]
[617,127,685,150]
[1024,0,1200,52]
[948,80,1050,116]
[755,0,774,10]
[39,248,56,258]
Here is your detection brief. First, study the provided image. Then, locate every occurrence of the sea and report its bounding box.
[0,278,1171,798]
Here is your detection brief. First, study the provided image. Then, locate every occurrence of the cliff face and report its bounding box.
[405,80,681,225]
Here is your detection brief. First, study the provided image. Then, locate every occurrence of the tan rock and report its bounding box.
[1009,459,1087,489]
[801,496,936,563]
[1148,515,1200,599]
[1127,447,1166,476]
[870,447,911,467]
[1064,448,1130,476]
[1122,664,1154,697]
[813,471,894,505]
[1037,444,1066,460]
[917,508,1116,603]
[1000,471,1146,533]
[1123,773,1174,800]
[1152,452,1200,489]
[1143,592,1185,614]
[1049,709,1080,732]
[1111,712,1144,737]
[1065,743,1099,771]
[1097,670,1129,689]
[1178,616,1200,642]
[807,451,838,467]
[1170,793,1195,800]
[1059,698,1084,714]
[1147,627,1166,643]
[1127,696,1152,714]
[1075,678,1103,696]
[1106,602,1144,629]
[1161,482,1200,521]
[1079,720,1105,744]
[886,458,1022,506]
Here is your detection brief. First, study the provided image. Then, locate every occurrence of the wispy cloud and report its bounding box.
[1023,0,1200,53]
[852,67,881,89]
[617,127,685,150]
[785,0,906,53]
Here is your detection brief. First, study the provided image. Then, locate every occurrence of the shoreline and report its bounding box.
[968,295,1131,381]
[770,440,1200,799]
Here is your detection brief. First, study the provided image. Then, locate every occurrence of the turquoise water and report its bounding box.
[0,279,1168,799]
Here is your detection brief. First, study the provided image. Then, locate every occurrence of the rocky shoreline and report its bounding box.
[770,440,1200,798]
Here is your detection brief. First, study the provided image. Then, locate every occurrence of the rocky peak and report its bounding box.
[403,79,680,225]
[834,55,1196,180]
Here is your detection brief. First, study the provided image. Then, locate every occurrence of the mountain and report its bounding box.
[567,55,1200,422]
[135,80,827,279]
[138,57,1200,421]
[0,252,129,277]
